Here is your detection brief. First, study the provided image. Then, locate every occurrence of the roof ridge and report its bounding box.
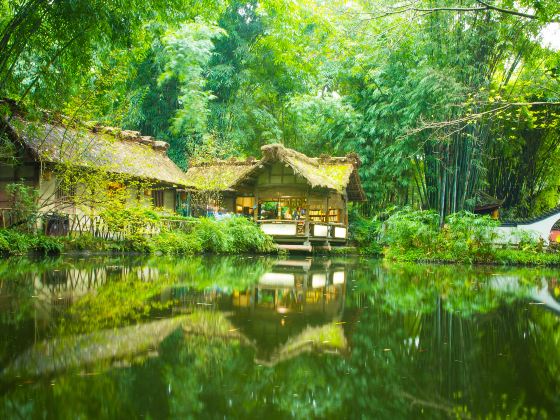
[188,156,257,167]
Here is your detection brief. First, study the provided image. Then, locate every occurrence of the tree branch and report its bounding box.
[475,0,538,20]
[360,1,555,22]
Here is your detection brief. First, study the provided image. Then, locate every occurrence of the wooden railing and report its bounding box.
[256,219,347,239]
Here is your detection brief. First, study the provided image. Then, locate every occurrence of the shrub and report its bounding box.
[509,229,544,252]
[349,214,382,255]
[0,229,33,254]
[100,207,161,238]
[193,217,232,253]
[148,231,202,255]
[63,233,127,252]
[383,208,500,263]
[221,217,276,253]
[443,211,499,262]
[383,208,440,253]
[32,234,63,255]
[0,229,62,255]
[187,216,276,254]
[495,249,560,266]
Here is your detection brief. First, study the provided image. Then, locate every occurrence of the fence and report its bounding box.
[42,213,197,239]
[1,207,198,239]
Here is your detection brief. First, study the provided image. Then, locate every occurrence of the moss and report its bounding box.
[315,164,353,191]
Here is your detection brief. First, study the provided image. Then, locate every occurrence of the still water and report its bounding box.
[0,255,559,419]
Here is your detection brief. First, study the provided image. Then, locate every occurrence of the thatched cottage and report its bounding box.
[185,143,366,249]
[0,112,189,230]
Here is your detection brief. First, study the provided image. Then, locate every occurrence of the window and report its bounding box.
[235,196,255,216]
[55,182,76,202]
[152,190,164,207]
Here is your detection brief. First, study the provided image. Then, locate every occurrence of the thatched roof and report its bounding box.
[185,143,366,201]
[184,158,256,191]
[4,117,188,186]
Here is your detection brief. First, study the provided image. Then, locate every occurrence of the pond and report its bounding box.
[0,255,559,418]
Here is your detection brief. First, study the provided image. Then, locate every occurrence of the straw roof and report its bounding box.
[184,158,256,191]
[185,143,366,201]
[4,117,189,186]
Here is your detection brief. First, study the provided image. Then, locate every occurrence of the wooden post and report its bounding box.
[254,190,259,222]
[343,192,349,226]
[305,188,310,239]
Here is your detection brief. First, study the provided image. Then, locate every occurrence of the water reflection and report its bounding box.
[0,256,559,418]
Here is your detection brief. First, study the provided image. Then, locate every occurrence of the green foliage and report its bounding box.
[191,216,276,254]
[0,0,213,108]
[383,208,499,263]
[0,229,31,255]
[510,228,545,252]
[383,208,441,254]
[219,216,276,253]
[192,217,231,252]
[442,211,500,260]
[160,20,225,142]
[0,229,62,255]
[495,249,560,266]
[62,233,126,252]
[32,234,64,255]
[349,211,382,255]
[148,230,203,255]
[5,183,39,232]
[0,215,275,257]
[100,207,161,238]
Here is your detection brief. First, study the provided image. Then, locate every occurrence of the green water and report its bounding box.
[0,255,559,419]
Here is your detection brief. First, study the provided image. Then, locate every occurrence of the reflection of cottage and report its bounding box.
[0,110,189,231]
[226,258,348,363]
[185,144,366,249]
[160,258,351,365]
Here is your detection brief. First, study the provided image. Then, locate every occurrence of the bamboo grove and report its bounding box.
[1,0,559,219]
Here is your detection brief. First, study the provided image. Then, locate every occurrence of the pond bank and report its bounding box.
[4,229,560,267]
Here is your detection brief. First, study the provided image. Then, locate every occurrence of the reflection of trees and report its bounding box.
[2,257,560,418]
[525,307,560,408]
[344,262,558,417]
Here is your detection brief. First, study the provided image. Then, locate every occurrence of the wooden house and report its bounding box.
[185,143,366,249]
[0,111,189,231]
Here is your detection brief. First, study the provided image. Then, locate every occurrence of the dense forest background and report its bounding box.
[1,0,559,218]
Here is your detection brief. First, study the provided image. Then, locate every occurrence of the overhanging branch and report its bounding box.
[360,1,555,22]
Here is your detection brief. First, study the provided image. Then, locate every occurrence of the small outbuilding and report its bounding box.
[185,143,366,249]
[474,191,503,219]
[0,110,190,231]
